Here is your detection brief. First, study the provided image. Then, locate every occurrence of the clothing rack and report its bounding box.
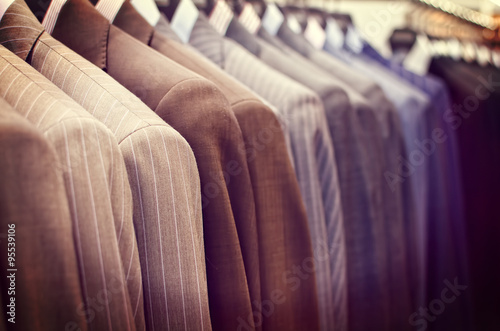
[415,0,499,33]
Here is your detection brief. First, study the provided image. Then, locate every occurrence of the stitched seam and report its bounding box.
[231,98,260,108]
[117,124,180,145]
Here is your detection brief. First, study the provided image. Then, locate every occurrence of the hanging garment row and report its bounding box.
[1,0,498,330]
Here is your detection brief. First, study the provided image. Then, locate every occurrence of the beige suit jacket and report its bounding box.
[0,43,139,330]
[50,0,263,329]
[0,1,211,329]
[0,96,86,331]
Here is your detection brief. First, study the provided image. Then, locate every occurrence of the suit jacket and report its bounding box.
[266,24,414,330]
[48,0,264,329]
[189,13,348,331]
[112,3,319,331]
[430,58,500,331]
[227,17,409,331]
[275,23,381,100]
[357,45,469,316]
[0,96,86,331]
[155,13,183,43]
[153,14,295,158]
[0,2,211,329]
[0,37,140,331]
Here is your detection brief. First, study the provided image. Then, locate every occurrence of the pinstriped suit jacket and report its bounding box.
[155,13,183,43]
[231,21,413,331]
[0,43,139,330]
[226,18,394,331]
[189,13,343,331]
[0,97,87,331]
[112,4,319,331]
[0,2,212,330]
[271,24,413,331]
[153,14,295,157]
[49,1,263,329]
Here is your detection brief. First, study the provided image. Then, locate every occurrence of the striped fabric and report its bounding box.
[0,1,212,330]
[274,24,414,331]
[226,21,361,331]
[35,31,210,331]
[52,1,275,329]
[155,13,183,43]
[190,13,342,331]
[361,43,470,309]
[239,27,353,331]
[0,96,87,331]
[207,0,232,36]
[260,39,393,331]
[0,44,138,331]
[238,3,261,35]
[95,0,125,22]
[112,4,320,330]
[41,0,65,34]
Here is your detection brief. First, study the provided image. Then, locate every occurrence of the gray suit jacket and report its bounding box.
[272,22,413,330]
[226,18,351,331]
[227,16,412,331]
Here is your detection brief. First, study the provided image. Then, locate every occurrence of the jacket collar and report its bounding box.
[0,0,44,61]
[277,22,311,58]
[190,12,226,67]
[154,13,182,44]
[51,0,109,69]
[113,1,154,45]
[226,17,261,57]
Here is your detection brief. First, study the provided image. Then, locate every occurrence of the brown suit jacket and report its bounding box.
[0,43,139,330]
[0,1,211,329]
[50,0,262,329]
[0,96,86,331]
[112,4,319,331]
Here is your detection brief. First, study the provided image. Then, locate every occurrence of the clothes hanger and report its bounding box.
[206,0,233,35]
[160,0,217,20]
[128,0,160,25]
[24,0,116,33]
[412,0,498,66]
[283,5,307,33]
[233,0,261,34]
[244,0,266,19]
[307,7,327,30]
[157,0,199,42]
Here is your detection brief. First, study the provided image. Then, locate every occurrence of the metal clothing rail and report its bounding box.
[416,0,498,30]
